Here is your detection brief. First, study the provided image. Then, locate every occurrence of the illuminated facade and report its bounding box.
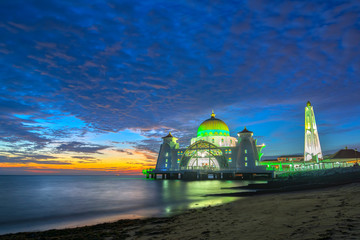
[304,101,323,161]
[155,111,266,173]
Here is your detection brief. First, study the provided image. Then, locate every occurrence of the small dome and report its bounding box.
[239,126,253,134]
[162,132,173,138]
[197,111,230,137]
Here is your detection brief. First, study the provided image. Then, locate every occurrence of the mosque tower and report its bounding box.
[156,132,179,171]
[236,127,265,169]
[304,101,323,161]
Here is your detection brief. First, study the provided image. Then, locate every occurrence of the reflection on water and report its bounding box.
[0,176,263,235]
[159,180,243,214]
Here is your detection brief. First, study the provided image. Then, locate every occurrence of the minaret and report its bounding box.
[304,101,323,162]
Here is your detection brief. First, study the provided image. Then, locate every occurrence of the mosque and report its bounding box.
[151,111,269,180]
[143,102,359,179]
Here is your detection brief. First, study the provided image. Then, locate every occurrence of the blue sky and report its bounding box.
[0,0,359,174]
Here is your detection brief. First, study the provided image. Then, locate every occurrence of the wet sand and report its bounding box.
[1,182,360,240]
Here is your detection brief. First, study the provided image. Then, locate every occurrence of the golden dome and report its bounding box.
[197,111,230,137]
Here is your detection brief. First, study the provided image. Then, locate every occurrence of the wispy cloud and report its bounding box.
[0,154,72,165]
[56,141,110,154]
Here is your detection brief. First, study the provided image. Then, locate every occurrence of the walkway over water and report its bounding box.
[149,169,274,180]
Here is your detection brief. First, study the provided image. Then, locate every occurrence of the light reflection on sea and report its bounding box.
[0,176,263,235]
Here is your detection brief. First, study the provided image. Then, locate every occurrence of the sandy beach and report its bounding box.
[1,181,360,240]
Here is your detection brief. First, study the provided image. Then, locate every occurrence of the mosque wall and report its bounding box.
[190,136,237,147]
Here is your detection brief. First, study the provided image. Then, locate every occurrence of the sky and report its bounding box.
[0,0,359,175]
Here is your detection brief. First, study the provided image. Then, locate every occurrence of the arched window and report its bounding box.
[212,138,214,143]
[221,138,224,143]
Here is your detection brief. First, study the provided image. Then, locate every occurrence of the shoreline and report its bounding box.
[211,169,360,197]
[1,181,360,240]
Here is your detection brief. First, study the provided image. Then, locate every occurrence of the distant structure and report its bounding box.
[277,155,304,162]
[304,101,323,162]
[327,147,360,167]
[151,111,269,180]
[257,101,359,172]
[261,148,359,171]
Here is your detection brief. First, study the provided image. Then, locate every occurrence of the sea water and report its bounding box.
[0,175,259,234]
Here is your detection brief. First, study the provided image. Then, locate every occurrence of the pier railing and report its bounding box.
[179,166,220,171]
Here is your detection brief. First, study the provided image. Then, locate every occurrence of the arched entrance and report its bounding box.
[180,140,228,170]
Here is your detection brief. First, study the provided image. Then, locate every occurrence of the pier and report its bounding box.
[147,169,274,180]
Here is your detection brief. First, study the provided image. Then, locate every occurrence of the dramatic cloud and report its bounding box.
[0,0,359,174]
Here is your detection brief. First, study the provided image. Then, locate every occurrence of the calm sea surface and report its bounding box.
[0,175,261,234]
